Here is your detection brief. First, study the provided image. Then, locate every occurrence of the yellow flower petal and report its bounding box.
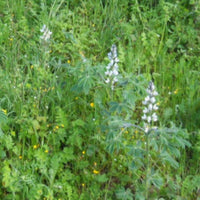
[90,102,94,108]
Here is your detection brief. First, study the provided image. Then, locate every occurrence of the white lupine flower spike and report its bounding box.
[40,24,52,41]
[105,44,119,90]
[142,81,159,133]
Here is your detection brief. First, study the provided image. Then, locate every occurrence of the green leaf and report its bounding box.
[95,174,108,183]
[63,147,75,161]
[160,151,179,168]
[109,102,126,113]
[72,75,95,94]
[116,187,134,200]
[0,109,8,125]
[151,174,163,189]
[86,144,96,156]
[32,119,40,130]
[72,119,85,127]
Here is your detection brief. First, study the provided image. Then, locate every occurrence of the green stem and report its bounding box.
[145,132,149,200]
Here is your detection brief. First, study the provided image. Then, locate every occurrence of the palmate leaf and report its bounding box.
[109,102,128,114]
[116,187,134,200]
[71,75,95,94]
[160,151,179,168]
[150,173,164,189]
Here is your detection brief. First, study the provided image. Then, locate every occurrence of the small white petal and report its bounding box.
[153,91,158,96]
[143,107,148,113]
[105,79,110,83]
[142,100,147,105]
[142,114,147,120]
[153,104,158,110]
[145,96,150,102]
[150,97,156,103]
[40,24,46,32]
[148,104,153,111]
[152,113,158,121]
[147,116,151,123]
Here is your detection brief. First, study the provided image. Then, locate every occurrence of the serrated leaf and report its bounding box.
[63,147,75,161]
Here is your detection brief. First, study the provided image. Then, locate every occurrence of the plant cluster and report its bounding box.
[0,0,199,200]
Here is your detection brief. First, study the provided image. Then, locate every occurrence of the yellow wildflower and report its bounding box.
[90,102,94,108]
[174,89,178,94]
[67,60,71,64]
[33,145,37,149]
[82,151,85,155]
[75,97,79,100]
[19,155,22,159]
[94,162,97,166]
[9,38,13,42]
[61,124,64,128]
[93,169,99,174]
[30,65,34,69]
[11,131,16,136]
[26,83,31,88]
[55,126,59,129]
[134,130,138,134]
[2,109,7,115]
[45,150,48,153]
[82,183,85,187]
[125,130,128,134]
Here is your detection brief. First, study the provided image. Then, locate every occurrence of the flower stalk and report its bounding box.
[141,81,159,199]
[105,44,119,91]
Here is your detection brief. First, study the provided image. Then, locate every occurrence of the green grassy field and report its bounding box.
[0,0,200,199]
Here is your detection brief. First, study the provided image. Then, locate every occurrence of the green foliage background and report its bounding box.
[0,0,199,199]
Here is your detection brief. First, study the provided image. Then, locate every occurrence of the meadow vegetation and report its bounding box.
[0,0,200,199]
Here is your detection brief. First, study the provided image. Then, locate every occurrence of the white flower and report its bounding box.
[143,107,148,113]
[142,114,147,120]
[40,24,52,41]
[143,96,150,105]
[150,97,156,103]
[148,104,153,111]
[105,44,119,90]
[152,113,158,122]
[141,81,159,132]
[153,91,158,96]
[153,104,158,110]
[40,24,46,32]
[105,79,110,83]
[147,116,151,123]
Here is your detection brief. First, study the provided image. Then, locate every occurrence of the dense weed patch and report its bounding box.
[0,0,199,199]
